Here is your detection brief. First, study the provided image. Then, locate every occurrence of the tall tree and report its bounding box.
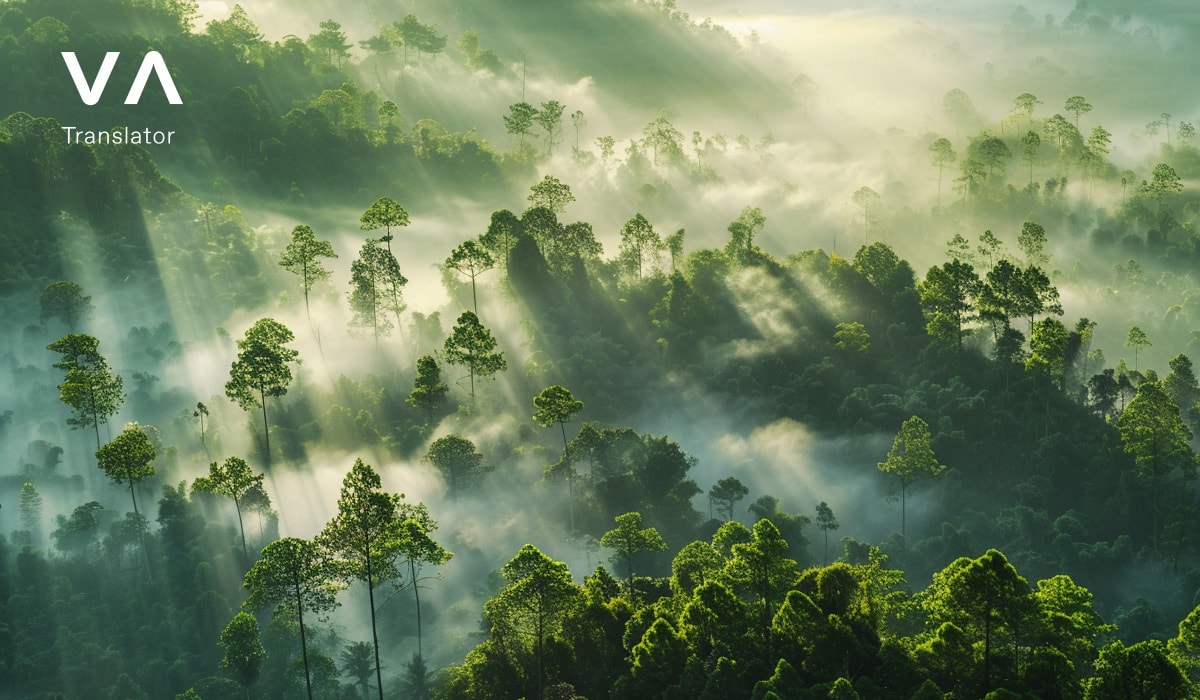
[349,240,408,341]
[527,175,575,213]
[40,281,93,331]
[279,224,337,317]
[723,518,797,630]
[308,19,351,66]
[394,506,451,660]
[642,109,684,165]
[535,100,565,154]
[425,435,491,496]
[618,213,663,280]
[47,334,125,450]
[443,311,507,401]
[533,385,585,530]
[815,501,838,564]
[600,511,667,590]
[1116,381,1198,551]
[724,205,766,262]
[876,415,945,549]
[1013,92,1041,128]
[339,641,376,700]
[192,456,264,563]
[851,186,880,243]
[96,423,155,572]
[1020,131,1041,186]
[243,537,340,700]
[1064,95,1092,126]
[1017,221,1049,267]
[504,102,538,146]
[359,196,409,253]
[1126,326,1151,372]
[406,355,449,423]
[928,137,957,205]
[484,545,579,700]
[709,477,749,522]
[318,459,403,700]
[479,209,521,272]
[445,240,495,314]
[224,318,299,468]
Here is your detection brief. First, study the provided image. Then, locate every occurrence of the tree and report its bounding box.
[723,518,797,629]
[1020,131,1041,186]
[219,611,266,697]
[1179,122,1196,145]
[308,19,350,66]
[1013,92,1041,127]
[919,260,981,350]
[47,334,124,449]
[725,205,766,262]
[193,402,209,453]
[425,435,491,496]
[851,186,880,243]
[318,459,403,700]
[480,209,522,272]
[406,355,448,423]
[975,135,1012,177]
[207,5,264,60]
[527,175,575,214]
[18,482,43,537]
[192,456,263,563]
[359,196,409,252]
[535,100,564,154]
[1087,640,1190,700]
[96,423,155,571]
[929,137,957,205]
[618,213,663,279]
[1117,381,1198,551]
[600,511,667,589]
[596,135,616,166]
[877,416,944,550]
[485,545,579,700]
[1126,326,1151,372]
[665,229,685,272]
[339,641,376,700]
[642,109,684,165]
[570,110,586,150]
[709,477,749,521]
[816,501,838,564]
[445,240,495,314]
[40,281,93,331]
[1026,317,1069,387]
[224,319,299,467]
[504,102,538,146]
[394,510,451,660]
[396,15,446,63]
[243,537,340,700]
[1017,221,1048,267]
[1064,95,1092,126]
[279,224,337,317]
[349,239,408,341]
[443,311,507,401]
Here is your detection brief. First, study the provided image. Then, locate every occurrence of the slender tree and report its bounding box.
[445,240,495,314]
[279,224,337,317]
[318,459,403,700]
[618,213,663,280]
[1064,95,1092,126]
[359,196,409,253]
[600,511,667,590]
[928,137,957,205]
[533,385,585,530]
[192,456,264,563]
[816,501,839,564]
[425,435,491,496]
[527,175,575,213]
[877,415,945,550]
[244,537,340,700]
[225,319,299,468]
[709,477,750,522]
[1126,326,1152,372]
[96,423,155,573]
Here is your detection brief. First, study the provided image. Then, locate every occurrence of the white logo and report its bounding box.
[61,51,183,105]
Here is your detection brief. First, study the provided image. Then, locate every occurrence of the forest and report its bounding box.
[4,0,1200,698]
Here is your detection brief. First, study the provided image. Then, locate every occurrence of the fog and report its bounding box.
[5,0,1200,692]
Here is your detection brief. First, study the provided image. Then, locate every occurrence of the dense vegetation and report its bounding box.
[4,0,1200,698]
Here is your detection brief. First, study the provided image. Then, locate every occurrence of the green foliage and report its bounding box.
[709,477,749,521]
[443,310,507,400]
[426,434,491,494]
[533,385,585,432]
[445,239,495,313]
[407,355,449,422]
[96,423,156,498]
[1086,640,1190,699]
[528,174,575,214]
[279,224,336,315]
[833,321,870,355]
[601,511,668,587]
[359,196,410,243]
[47,333,125,448]
[40,281,93,331]
[619,213,664,280]
[349,239,408,340]
[192,456,263,560]
[724,206,767,263]
[218,611,266,690]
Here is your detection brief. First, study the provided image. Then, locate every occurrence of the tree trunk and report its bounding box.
[366,543,384,700]
[295,575,314,700]
[234,495,249,565]
[411,558,424,659]
[258,386,271,469]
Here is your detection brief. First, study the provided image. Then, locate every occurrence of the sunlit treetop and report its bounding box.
[360,196,410,242]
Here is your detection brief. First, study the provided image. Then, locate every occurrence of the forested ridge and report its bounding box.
[4,0,1200,698]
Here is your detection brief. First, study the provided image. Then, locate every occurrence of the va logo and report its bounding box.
[61,51,183,105]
